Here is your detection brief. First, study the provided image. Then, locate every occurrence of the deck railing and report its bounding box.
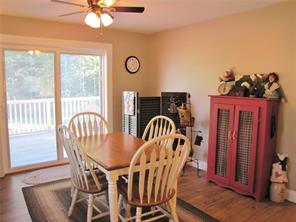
[7,96,100,135]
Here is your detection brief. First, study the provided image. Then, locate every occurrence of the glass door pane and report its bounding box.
[4,50,56,167]
[60,54,101,157]
[61,53,101,125]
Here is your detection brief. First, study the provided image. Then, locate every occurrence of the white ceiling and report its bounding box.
[0,0,287,34]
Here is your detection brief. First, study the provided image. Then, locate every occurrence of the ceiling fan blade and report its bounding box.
[58,10,85,17]
[112,6,145,13]
[51,0,85,8]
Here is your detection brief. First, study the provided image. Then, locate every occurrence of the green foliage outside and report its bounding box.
[4,50,54,100]
[61,53,100,98]
[4,50,101,100]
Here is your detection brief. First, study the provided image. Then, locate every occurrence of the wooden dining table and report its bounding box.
[78,132,146,222]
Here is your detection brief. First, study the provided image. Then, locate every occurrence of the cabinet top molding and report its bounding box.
[208,95,280,102]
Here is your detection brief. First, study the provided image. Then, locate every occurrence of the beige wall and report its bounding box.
[1,2,295,192]
[0,15,149,132]
[147,2,296,191]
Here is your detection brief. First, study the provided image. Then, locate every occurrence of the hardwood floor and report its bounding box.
[179,168,296,222]
[0,165,69,222]
[0,165,295,222]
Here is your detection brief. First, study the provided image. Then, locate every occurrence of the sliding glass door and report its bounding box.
[1,47,106,172]
[60,53,102,157]
[61,53,102,125]
[4,50,57,167]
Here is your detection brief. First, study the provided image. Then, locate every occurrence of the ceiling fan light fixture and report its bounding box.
[99,0,115,7]
[84,12,101,28]
[101,12,114,27]
[53,0,145,32]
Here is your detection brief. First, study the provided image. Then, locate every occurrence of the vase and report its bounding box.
[270,182,286,203]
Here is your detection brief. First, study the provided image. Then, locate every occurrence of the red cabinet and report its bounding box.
[207,96,280,201]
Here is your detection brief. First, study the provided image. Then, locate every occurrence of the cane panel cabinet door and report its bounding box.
[231,105,259,194]
[207,96,280,201]
[208,103,235,185]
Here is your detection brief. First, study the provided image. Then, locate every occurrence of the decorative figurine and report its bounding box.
[270,153,288,203]
[229,74,254,97]
[263,72,282,99]
[168,96,178,114]
[177,103,194,127]
[219,68,235,82]
[218,68,235,95]
[249,74,266,98]
[217,70,283,99]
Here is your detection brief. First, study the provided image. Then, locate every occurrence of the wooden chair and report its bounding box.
[57,125,109,222]
[68,112,109,170]
[142,115,176,141]
[118,133,190,222]
[120,115,176,183]
[68,112,109,138]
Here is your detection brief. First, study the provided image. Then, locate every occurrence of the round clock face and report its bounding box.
[218,82,233,95]
[125,56,140,74]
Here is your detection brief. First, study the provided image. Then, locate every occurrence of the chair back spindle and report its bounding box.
[69,112,109,138]
[127,134,190,206]
[142,115,176,146]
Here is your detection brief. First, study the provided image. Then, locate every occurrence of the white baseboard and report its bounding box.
[186,160,296,203]
[187,160,207,171]
[287,189,296,203]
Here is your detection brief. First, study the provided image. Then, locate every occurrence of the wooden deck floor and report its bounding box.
[0,165,295,222]
[9,130,57,167]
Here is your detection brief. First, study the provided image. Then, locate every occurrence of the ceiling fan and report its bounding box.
[51,0,145,28]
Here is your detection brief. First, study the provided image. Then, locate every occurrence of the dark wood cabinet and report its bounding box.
[207,96,280,201]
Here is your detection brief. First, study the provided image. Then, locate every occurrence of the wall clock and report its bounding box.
[125,56,140,74]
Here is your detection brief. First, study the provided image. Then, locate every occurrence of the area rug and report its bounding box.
[22,179,219,222]
[22,166,70,185]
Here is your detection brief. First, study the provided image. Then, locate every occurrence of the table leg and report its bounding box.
[106,171,119,222]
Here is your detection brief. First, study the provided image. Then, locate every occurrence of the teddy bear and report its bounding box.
[228,73,266,97]
[217,69,236,95]
[249,74,266,98]
[229,74,253,97]
[219,68,235,82]
[270,153,288,183]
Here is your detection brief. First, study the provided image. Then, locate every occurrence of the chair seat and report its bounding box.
[118,176,175,207]
[74,170,108,194]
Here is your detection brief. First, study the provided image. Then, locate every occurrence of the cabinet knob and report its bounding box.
[228,131,232,140]
[232,131,237,140]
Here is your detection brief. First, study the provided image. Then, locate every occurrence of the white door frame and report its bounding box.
[0,34,113,175]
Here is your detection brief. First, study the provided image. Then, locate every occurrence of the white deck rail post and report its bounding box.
[7,97,99,135]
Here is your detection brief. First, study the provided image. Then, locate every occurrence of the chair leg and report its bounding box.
[182,162,187,176]
[70,184,74,197]
[168,200,179,222]
[87,194,94,222]
[105,190,109,205]
[151,206,157,216]
[68,188,78,217]
[118,194,123,209]
[136,207,142,222]
[124,202,131,219]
